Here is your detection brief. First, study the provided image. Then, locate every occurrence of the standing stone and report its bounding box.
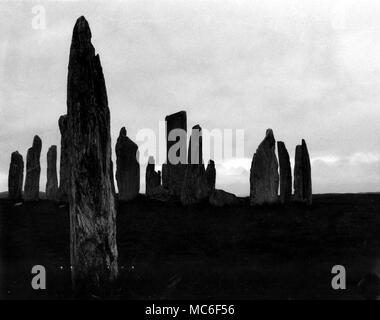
[8,151,24,200]
[205,160,216,191]
[145,156,161,196]
[181,125,209,206]
[162,111,187,196]
[250,129,279,205]
[294,139,312,205]
[67,16,118,296]
[24,135,42,201]
[277,141,292,204]
[46,145,58,201]
[115,127,140,201]
[58,115,69,202]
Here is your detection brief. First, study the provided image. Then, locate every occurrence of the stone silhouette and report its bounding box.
[250,129,279,205]
[145,156,161,196]
[8,151,24,200]
[66,16,118,296]
[294,139,312,205]
[162,111,187,196]
[46,145,58,201]
[209,189,237,207]
[24,135,42,201]
[181,125,209,206]
[205,160,216,191]
[115,127,140,201]
[58,115,69,202]
[277,141,292,204]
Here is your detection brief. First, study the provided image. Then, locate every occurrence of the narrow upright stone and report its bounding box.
[249,129,279,205]
[162,111,187,196]
[277,141,292,204]
[294,139,312,205]
[24,135,42,201]
[46,145,58,201]
[146,156,161,196]
[58,115,69,202]
[66,16,118,296]
[8,151,24,200]
[181,125,209,206]
[205,160,216,191]
[115,127,140,201]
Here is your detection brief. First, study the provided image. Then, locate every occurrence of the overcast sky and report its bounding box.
[1,0,380,196]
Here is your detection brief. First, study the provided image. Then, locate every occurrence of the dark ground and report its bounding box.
[1,193,380,300]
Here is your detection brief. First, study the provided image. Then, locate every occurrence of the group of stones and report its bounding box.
[6,16,312,296]
[250,129,312,206]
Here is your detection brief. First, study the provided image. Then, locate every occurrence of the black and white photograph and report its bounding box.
[0,0,380,306]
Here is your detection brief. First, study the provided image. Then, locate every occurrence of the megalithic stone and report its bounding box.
[46,145,58,201]
[205,160,216,191]
[58,115,69,202]
[115,127,140,201]
[277,141,292,204]
[24,135,42,201]
[294,139,312,205]
[8,151,24,200]
[250,129,279,205]
[162,111,187,196]
[66,16,118,296]
[181,125,209,206]
[146,156,161,196]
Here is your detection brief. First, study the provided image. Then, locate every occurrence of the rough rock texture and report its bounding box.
[24,135,42,201]
[8,151,24,200]
[146,156,161,196]
[250,129,279,205]
[181,125,209,206]
[66,16,118,296]
[46,145,58,201]
[294,139,312,205]
[58,115,69,202]
[115,127,140,201]
[209,189,237,207]
[162,111,187,196]
[205,160,216,191]
[277,141,292,204]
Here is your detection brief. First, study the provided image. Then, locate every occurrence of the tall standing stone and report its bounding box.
[162,111,187,196]
[205,160,216,191]
[66,16,118,296]
[277,141,292,204]
[24,135,42,201]
[294,139,312,205]
[145,156,161,196]
[115,127,140,201]
[250,129,279,205]
[46,145,58,201]
[8,151,24,200]
[58,115,69,202]
[181,125,209,205]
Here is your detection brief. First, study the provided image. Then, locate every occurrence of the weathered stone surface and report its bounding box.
[209,189,237,207]
[115,127,140,201]
[162,111,187,196]
[8,151,24,200]
[250,129,279,205]
[24,135,42,201]
[58,115,69,202]
[46,145,58,201]
[205,160,216,191]
[294,139,312,205]
[181,125,209,206]
[66,16,118,296]
[146,156,161,196]
[277,141,292,204]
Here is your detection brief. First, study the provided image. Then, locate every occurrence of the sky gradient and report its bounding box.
[1,0,380,196]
